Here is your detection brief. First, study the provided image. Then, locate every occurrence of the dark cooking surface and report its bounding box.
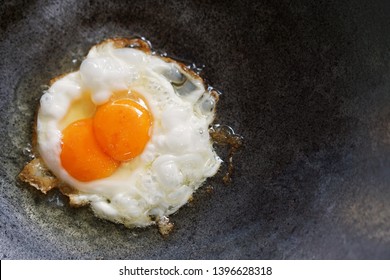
[1,0,390,259]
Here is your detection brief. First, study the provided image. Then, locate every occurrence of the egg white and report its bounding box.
[37,40,221,227]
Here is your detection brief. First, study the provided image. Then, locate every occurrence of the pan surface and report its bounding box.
[1,0,390,259]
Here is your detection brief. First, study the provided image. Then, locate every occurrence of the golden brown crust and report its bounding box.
[157,216,174,237]
[96,37,152,54]
[209,89,220,104]
[67,194,90,207]
[160,56,204,83]
[209,125,243,184]
[18,158,59,194]
[49,73,70,86]
[19,156,82,198]
[31,109,39,155]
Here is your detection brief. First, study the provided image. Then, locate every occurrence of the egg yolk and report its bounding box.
[60,119,119,182]
[60,97,152,182]
[93,99,152,161]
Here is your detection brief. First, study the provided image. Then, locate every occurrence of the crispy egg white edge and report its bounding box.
[37,41,221,227]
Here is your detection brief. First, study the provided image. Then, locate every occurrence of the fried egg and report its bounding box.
[36,38,221,228]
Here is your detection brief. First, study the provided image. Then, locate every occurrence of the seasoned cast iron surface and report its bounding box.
[1,0,390,259]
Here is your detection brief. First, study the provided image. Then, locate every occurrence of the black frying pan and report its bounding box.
[1,0,389,259]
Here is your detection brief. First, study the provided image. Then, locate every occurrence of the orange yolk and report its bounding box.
[93,99,152,161]
[60,119,119,182]
[60,97,152,182]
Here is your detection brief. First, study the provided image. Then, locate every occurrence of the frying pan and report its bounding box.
[1,0,389,259]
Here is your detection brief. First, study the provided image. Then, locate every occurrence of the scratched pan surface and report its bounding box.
[1,0,390,259]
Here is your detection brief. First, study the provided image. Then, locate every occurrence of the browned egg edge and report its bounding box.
[18,37,241,236]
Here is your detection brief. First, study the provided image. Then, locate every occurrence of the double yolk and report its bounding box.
[60,96,152,182]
